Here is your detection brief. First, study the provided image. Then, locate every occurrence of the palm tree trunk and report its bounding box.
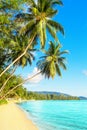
[0,35,36,77]
[0,71,42,100]
[0,66,17,94]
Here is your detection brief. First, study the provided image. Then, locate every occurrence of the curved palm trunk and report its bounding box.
[0,35,35,77]
[0,71,42,100]
[0,66,17,94]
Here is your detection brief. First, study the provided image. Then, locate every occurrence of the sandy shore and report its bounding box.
[0,103,38,130]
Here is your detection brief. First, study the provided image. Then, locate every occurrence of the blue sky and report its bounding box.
[16,0,87,97]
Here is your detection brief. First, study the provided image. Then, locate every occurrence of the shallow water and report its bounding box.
[19,100,87,130]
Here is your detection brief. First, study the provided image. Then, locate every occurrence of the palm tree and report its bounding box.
[10,36,36,67]
[0,66,17,94]
[0,71,41,100]
[0,0,64,77]
[0,36,35,93]
[0,41,68,100]
[37,41,68,78]
[17,0,64,47]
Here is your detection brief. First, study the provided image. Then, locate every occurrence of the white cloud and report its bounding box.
[82,70,87,76]
[28,67,43,83]
[31,51,37,57]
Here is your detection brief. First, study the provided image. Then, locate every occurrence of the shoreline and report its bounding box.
[0,102,38,130]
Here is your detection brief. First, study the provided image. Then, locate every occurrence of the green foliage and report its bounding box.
[37,42,68,78]
[0,0,25,10]
[0,0,69,99]
[25,92,80,100]
[0,0,65,72]
[15,0,64,48]
[0,99,7,105]
[0,70,25,99]
[10,36,36,67]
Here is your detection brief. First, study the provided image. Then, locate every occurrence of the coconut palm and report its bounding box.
[0,66,17,94]
[17,0,64,47]
[0,41,68,100]
[0,36,35,93]
[37,41,68,78]
[0,0,64,77]
[0,71,41,100]
[10,36,36,67]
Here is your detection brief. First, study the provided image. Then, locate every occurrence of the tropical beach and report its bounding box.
[0,0,87,129]
[0,102,38,130]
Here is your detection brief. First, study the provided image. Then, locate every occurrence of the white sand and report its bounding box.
[0,103,38,130]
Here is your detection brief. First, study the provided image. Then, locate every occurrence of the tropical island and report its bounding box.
[0,0,87,130]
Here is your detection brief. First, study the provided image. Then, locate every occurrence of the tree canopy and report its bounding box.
[0,0,69,101]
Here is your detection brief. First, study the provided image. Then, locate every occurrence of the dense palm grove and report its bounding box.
[0,0,69,102]
[22,92,79,100]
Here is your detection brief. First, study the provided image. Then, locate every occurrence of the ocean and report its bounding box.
[19,100,87,130]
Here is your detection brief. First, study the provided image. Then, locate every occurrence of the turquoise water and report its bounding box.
[19,100,87,130]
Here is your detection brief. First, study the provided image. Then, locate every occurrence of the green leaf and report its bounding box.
[47,19,64,35]
[47,23,58,41]
[56,63,62,76]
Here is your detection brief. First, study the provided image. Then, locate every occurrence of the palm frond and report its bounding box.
[48,41,55,54]
[50,61,56,78]
[38,21,45,48]
[59,50,69,55]
[51,0,63,6]
[54,44,61,55]
[27,0,37,7]
[55,63,62,76]
[37,40,68,79]
[46,9,58,18]
[19,19,36,35]
[30,7,40,15]
[59,62,67,70]
[47,20,64,35]
[47,23,58,42]
[42,21,47,47]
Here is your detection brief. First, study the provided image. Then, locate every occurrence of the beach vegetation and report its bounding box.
[0,0,69,100]
[37,41,68,78]
[0,99,7,105]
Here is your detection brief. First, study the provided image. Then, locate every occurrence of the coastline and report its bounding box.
[0,102,38,130]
